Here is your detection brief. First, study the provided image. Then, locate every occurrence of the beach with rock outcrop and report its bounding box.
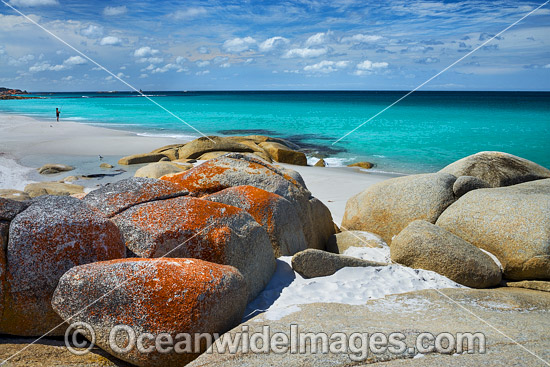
[0,112,549,366]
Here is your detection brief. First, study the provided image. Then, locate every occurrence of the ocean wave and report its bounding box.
[0,156,36,191]
[136,132,199,140]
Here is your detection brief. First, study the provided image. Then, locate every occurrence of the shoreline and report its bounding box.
[0,112,400,224]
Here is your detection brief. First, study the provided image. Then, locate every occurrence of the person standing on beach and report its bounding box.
[56,108,60,122]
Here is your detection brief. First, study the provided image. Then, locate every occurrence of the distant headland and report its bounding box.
[0,87,32,100]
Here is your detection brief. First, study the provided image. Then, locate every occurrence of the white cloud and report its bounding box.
[198,46,210,54]
[103,6,127,16]
[134,47,159,58]
[341,34,382,44]
[354,60,389,75]
[139,74,149,78]
[138,57,163,64]
[63,56,86,66]
[152,64,181,74]
[220,63,231,68]
[259,36,289,52]
[304,60,349,73]
[80,24,103,38]
[544,64,550,69]
[171,7,207,20]
[196,60,210,68]
[8,0,58,6]
[100,36,122,46]
[223,37,256,53]
[283,48,327,59]
[8,54,35,66]
[305,31,334,47]
[196,70,210,76]
[62,75,73,81]
[176,56,187,64]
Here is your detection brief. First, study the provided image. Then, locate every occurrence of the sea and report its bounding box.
[1,91,549,174]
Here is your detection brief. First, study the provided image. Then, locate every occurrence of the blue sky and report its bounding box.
[0,0,549,91]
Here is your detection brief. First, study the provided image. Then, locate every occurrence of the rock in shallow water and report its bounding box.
[1,196,125,336]
[391,220,502,288]
[52,258,248,367]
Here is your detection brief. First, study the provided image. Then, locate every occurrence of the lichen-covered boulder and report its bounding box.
[1,196,125,336]
[84,177,188,217]
[161,154,335,250]
[291,249,386,278]
[342,173,457,244]
[112,196,275,301]
[0,197,29,221]
[52,258,248,367]
[439,151,550,187]
[391,220,502,288]
[204,185,307,257]
[437,179,550,280]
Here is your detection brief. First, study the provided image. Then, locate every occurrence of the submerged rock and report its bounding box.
[37,163,74,175]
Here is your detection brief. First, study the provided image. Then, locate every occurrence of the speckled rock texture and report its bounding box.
[1,196,126,336]
[84,177,188,217]
[437,179,550,280]
[52,258,248,367]
[391,220,501,288]
[291,249,387,278]
[112,196,275,302]
[0,197,29,221]
[342,172,457,244]
[178,136,256,159]
[204,185,307,257]
[161,154,336,251]
[258,141,307,165]
[326,230,386,254]
[439,151,550,187]
[503,280,550,292]
[452,175,491,197]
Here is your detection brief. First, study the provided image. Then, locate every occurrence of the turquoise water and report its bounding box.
[1,91,549,173]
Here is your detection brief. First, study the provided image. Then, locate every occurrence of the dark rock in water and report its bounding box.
[1,196,125,336]
[82,169,126,179]
[0,197,29,221]
[84,177,188,217]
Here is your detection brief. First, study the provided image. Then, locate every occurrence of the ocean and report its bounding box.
[1,91,549,174]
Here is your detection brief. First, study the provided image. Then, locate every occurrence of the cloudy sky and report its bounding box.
[0,0,549,91]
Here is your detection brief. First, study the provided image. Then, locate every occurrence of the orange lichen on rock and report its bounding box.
[52,258,248,367]
[112,195,276,301]
[1,196,126,336]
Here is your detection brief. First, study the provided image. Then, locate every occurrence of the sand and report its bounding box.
[0,112,399,223]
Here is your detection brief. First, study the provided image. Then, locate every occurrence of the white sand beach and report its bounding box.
[0,112,398,223]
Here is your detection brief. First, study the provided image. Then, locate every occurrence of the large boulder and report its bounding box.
[436,179,550,280]
[1,196,125,336]
[341,173,457,244]
[84,177,188,217]
[326,230,386,254]
[258,142,307,165]
[203,185,307,257]
[453,175,491,197]
[0,197,29,221]
[112,196,275,301]
[134,162,192,179]
[161,154,336,250]
[178,136,256,159]
[439,151,550,187]
[118,153,168,165]
[150,143,186,160]
[291,249,386,278]
[52,258,247,367]
[391,220,502,288]
[24,182,84,198]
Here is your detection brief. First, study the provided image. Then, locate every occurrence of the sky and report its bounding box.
[0,0,549,91]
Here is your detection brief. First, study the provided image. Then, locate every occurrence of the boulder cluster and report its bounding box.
[342,151,550,288]
[0,153,335,366]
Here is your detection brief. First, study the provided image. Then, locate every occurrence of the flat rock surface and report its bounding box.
[188,287,550,367]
